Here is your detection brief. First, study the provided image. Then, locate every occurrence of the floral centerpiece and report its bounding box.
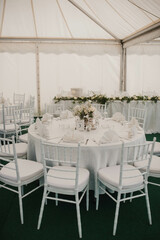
[73,102,97,130]
[73,102,96,120]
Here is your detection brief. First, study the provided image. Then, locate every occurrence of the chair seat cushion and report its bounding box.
[47,166,89,192]
[0,142,27,158]
[134,155,160,174]
[0,159,43,182]
[98,164,143,189]
[0,123,18,131]
[19,133,28,143]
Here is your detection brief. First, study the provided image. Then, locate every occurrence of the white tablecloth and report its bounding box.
[107,101,160,134]
[27,118,145,195]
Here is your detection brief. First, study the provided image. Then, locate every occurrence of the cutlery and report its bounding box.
[85,139,89,145]
[92,138,99,145]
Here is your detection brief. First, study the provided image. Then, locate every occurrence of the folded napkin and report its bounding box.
[41,113,52,123]
[35,118,43,136]
[42,122,54,139]
[128,126,137,138]
[112,112,125,122]
[63,130,84,143]
[60,110,73,119]
[128,117,141,130]
[98,130,120,144]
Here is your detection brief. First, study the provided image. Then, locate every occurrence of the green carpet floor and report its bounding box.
[0,134,160,240]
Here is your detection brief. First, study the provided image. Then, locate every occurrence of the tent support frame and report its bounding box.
[0,37,119,44]
[36,44,41,116]
[120,46,126,92]
[123,22,160,48]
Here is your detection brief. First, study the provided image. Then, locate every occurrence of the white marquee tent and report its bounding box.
[0,0,160,114]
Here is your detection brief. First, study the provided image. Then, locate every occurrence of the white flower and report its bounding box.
[73,102,95,119]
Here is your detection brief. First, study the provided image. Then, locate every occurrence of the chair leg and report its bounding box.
[18,186,24,224]
[21,186,24,196]
[123,193,126,203]
[113,192,121,236]
[86,184,89,211]
[96,179,100,210]
[144,184,152,225]
[37,187,47,230]
[55,193,58,206]
[75,193,82,238]
[130,192,133,202]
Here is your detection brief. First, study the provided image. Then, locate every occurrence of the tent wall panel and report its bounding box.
[126,44,160,95]
[39,43,121,109]
[0,51,37,109]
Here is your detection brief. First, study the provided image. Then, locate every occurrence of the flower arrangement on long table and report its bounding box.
[54,94,160,104]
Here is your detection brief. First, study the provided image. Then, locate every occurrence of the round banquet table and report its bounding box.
[27,117,146,195]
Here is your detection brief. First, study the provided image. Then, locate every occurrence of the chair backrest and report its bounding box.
[0,136,20,183]
[45,102,65,116]
[14,107,34,127]
[1,104,20,131]
[119,139,155,190]
[41,141,80,191]
[92,104,107,117]
[13,93,25,106]
[128,104,147,129]
[29,96,35,108]
[14,108,34,140]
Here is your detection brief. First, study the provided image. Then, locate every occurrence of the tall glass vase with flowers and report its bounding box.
[73,102,96,129]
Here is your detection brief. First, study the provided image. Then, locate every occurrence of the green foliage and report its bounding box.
[54,94,160,104]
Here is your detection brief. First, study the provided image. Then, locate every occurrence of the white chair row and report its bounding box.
[0,104,34,140]
[45,102,108,118]
[46,102,147,128]
[0,136,160,238]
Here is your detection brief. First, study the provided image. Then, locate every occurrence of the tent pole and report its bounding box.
[36,44,41,116]
[123,48,127,91]
[120,45,126,92]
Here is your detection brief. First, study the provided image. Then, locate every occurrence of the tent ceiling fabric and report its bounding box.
[0,0,160,41]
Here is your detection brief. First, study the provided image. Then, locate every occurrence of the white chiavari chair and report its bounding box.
[92,103,108,118]
[37,141,90,238]
[128,104,147,129]
[96,139,155,236]
[13,93,25,107]
[0,104,20,138]
[14,107,34,144]
[0,136,44,224]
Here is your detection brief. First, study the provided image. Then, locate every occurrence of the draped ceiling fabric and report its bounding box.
[0,0,160,113]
